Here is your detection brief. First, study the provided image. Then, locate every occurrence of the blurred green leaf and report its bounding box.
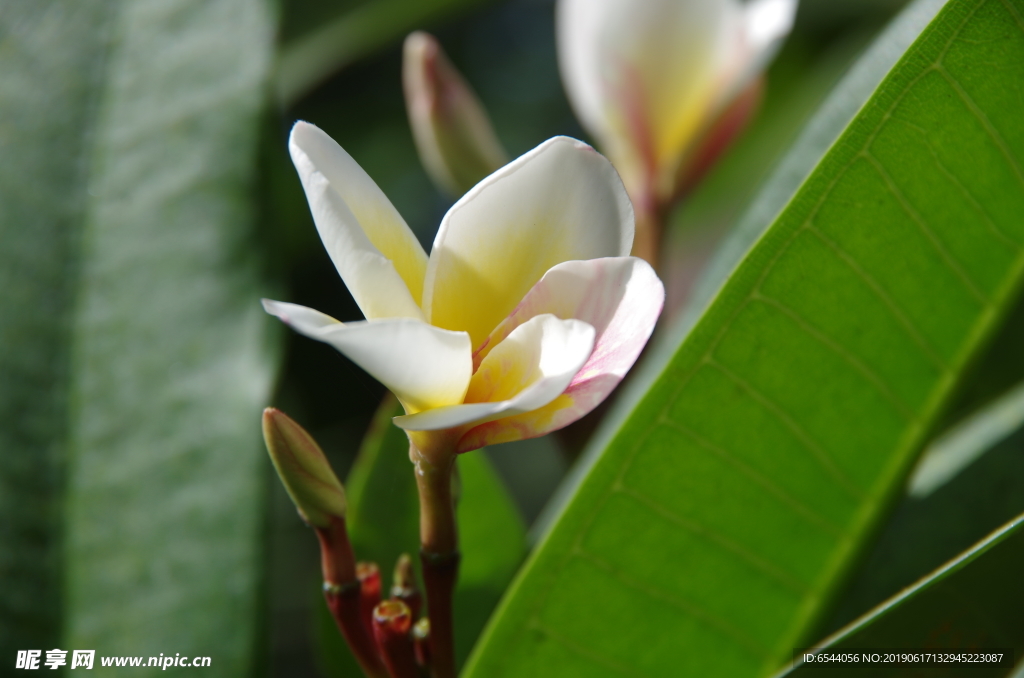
[275,0,499,109]
[911,379,1024,498]
[0,0,278,671]
[465,0,1024,676]
[779,514,1024,677]
[317,395,525,675]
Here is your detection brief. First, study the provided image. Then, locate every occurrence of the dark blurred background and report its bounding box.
[258,0,914,675]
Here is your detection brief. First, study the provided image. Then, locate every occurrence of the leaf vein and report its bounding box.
[751,294,919,421]
[655,417,847,536]
[863,150,990,304]
[572,547,775,659]
[613,485,812,596]
[997,0,1024,34]
[935,64,1024,190]
[706,360,866,499]
[527,622,649,678]
[893,117,1024,249]
[806,226,951,371]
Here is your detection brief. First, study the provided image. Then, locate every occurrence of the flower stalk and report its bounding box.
[358,562,384,646]
[410,440,459,678]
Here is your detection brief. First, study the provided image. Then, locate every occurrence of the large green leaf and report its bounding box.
[0,2,110,656]
[779,514,1024,677]
[317,396,526,675]
[0,0,277,672]
[466,0,1024,676]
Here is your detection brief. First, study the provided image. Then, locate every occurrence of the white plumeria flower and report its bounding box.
[264,122,664,456]
[558,0,798,203]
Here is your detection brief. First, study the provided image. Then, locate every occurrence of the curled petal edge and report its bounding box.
[393,314,595,432]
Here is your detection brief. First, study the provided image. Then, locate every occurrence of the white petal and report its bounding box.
[289,122,428,319]
[729,0,798,99]
[745,0,798,66]
[423,136,632,349]
[261,299,341,331]
[263,299,471,412]
[393,314,595,431]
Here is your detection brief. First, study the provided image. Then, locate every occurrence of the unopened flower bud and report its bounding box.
[390,554,422,621]
[412,618,431,669]
[262,408,346,527]
[403,31,508,197]
[372,600,417,678]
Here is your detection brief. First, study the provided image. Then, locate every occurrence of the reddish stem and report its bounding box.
[316,520,387,678]
[421,551,459,678]
[323,583,388,678]
[410,442,459,678]
[358,561,383,641]
[372,600,419,678]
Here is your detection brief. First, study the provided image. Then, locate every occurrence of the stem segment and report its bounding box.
[372,600,419,678]
[316,520,388,678]
[411,442,459,678]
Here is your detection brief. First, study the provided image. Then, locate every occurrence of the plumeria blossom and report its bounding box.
[558,0,798,205]
[263,122,664,456]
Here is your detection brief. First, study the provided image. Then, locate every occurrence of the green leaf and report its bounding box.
[819,380,1024,636]
[0,0,278,671]
[779,514,1024,677]
[465,0,1024,676]
[274,0,500,108]
[317,396,525,675]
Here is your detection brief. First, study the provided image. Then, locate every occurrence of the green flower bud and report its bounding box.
[262,408,346,527]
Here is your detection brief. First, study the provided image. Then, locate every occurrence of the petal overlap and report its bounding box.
[393,314,595,431]
[458,257,663,451]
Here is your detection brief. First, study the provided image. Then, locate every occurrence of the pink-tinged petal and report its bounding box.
[393,314,595,432]
[457,257,663,451]
[423,136,633,349]
[289,122,428,319]
[263,299,471,413]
